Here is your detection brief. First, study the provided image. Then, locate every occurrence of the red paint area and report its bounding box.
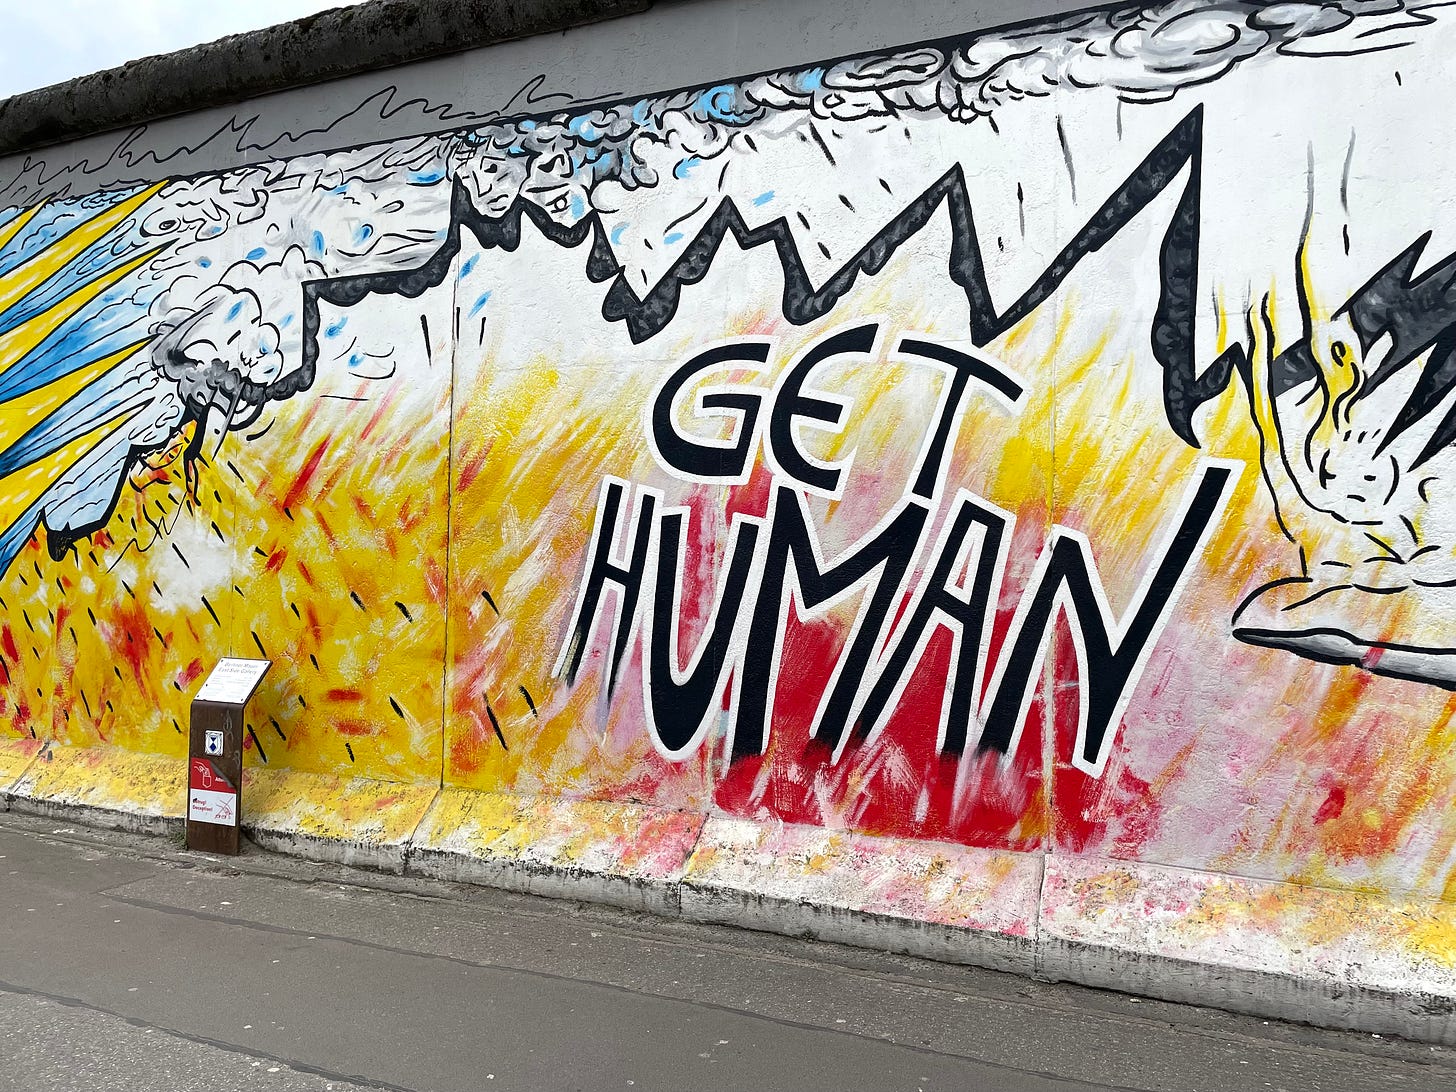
[711,598,1046,849]
[105,599,159,695]
[660,477,1052,848]
[1315,784,1347,824]
[360,388,400,444]
[1049,632,1125,855]
[456,439,492,495]
[179,658,204,688]
[724,462,774,525]
[449,718,487,777]
[280,439,329,513]
[852,625,1046,848]
[424,558,447,606]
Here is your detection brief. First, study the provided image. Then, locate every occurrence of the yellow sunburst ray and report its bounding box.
[0,245,162,382]
[0,407,140,543]
[0,339,147,456]
[0,182,164,316]
[0,205,41,257]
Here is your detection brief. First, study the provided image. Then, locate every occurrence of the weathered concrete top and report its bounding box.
[0,0,652,156]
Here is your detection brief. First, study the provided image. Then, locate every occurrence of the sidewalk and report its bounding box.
[8,740,1456,1047]
[2,810,1455,1092]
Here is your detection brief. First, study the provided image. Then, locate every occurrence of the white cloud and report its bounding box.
[0,0,368,100]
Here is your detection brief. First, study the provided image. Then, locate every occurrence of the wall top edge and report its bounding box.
[0,0,655,157]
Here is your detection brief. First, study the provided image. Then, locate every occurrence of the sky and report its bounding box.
[0,0,368,100]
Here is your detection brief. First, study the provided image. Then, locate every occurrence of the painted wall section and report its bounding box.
[3,0,1456,903]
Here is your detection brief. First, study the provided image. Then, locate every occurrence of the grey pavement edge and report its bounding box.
[1,811,1454,1092]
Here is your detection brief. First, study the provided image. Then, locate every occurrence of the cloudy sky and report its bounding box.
[0,0,367,99]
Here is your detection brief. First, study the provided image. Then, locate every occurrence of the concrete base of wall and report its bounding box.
[1036,854,1456,1044]
[242,767,437,875]
[4,743,1454,1043]
[5,743,183,836]
[679,816,1040,975]
[0,738,43,804]
[409,788,703,916]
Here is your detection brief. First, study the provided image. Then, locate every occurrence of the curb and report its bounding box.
[6,794,184,839]
[1035,853,1456,1044]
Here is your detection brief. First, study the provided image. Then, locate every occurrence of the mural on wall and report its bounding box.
[4,0,1456,894]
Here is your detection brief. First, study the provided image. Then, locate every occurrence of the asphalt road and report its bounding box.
[0,812,1452,1092]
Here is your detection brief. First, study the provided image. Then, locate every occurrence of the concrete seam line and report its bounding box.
[660,812,707,918]
[0,752,41,800]
[1033,853,1052,983]
[398,785,444,872]
[0,0,656,156]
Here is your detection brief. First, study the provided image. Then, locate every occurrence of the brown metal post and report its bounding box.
[185,658,270,855]
[186,700,243,854]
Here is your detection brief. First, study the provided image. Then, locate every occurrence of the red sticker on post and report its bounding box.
[189,758,237,826]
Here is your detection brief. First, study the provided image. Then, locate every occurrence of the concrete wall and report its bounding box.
[4,0,1456,1038]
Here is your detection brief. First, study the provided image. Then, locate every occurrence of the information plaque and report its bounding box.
[185,658,270,855]
[195,658,272,705]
